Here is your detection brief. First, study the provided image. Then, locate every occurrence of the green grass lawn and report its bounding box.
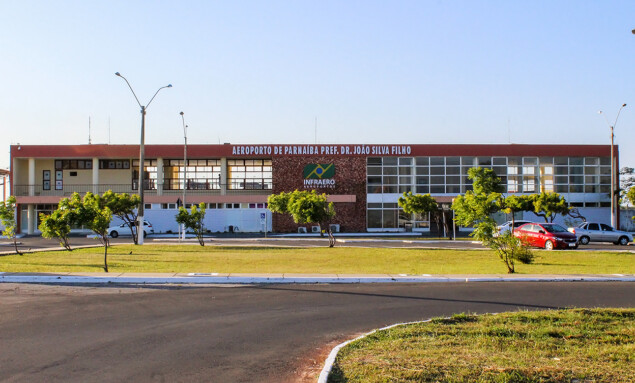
[328,308,635,383]
[1,244,633,274]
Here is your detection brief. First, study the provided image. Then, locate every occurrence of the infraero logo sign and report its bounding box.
[303,164,335,179]
[303,164,336,188]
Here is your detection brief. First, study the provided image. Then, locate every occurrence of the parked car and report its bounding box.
[107,220,154,238]
[568,222,632,246]
[513,222,578,250]
[495,220,532,236]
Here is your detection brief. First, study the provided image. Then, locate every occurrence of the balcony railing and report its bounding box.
[13,183,273,197]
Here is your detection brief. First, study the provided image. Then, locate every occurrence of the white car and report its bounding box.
[107,220,154,238]
[568,222,632,245]
[495,220,532,236]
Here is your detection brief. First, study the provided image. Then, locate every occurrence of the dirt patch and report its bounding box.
[291,333,366,383]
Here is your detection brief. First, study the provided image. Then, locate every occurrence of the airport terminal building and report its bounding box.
[9,143,615,234]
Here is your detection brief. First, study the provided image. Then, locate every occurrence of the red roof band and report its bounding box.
[10,143,614,159]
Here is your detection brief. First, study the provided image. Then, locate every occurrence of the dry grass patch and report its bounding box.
[329,309,635,382]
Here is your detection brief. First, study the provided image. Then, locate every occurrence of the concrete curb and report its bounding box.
[1,273,634,284]
[317,319,432,383]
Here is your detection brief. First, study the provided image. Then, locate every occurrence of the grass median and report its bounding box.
[328,308,635,383]
[1,245,633,274]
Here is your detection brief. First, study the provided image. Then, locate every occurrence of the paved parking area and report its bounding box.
[2,234,633,254]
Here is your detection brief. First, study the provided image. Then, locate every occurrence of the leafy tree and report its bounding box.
[452,167,504,242]
[102,191,141,244]
[488,231,535,273]
[268,190,337,247]
[39,209,73,251]
[39,194,83,251]
[76,192,112,272]
[452,167,536,273]
[41,192,113,271]
[398,191,442,235]
[267,192,291,214]
[628,188,635,222]
[175,203,207,246]
[0,196,21,255]
[531,192,570,223]
[501,195,533,232]
[398,191,438,216]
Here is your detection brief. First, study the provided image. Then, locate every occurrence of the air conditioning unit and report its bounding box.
[311,226,321,233]
[298,227,307,233]
[329,224,340,233]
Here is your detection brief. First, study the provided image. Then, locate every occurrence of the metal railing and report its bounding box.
[13,183,273,197]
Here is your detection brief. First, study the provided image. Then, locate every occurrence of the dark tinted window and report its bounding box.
[600,224,614,231]
[587,223,599,231]
[543,224,567,233]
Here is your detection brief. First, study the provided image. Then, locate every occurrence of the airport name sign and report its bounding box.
[231,144,412,156]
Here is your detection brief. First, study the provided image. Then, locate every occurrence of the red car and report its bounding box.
[513,223,578,250]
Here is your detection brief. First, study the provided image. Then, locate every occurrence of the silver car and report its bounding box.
[495,220,532,236]
[568,222,633,246]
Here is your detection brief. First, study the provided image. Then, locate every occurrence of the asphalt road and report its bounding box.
[1,282,634,383]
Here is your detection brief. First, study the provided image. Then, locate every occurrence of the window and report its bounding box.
[227,159,272,190]
[56,159,93,170]
[164,159,221,190]
[99,160,129,169]
[132,159,158,190]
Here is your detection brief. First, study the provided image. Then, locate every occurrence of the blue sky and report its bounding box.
[1,0,634,170]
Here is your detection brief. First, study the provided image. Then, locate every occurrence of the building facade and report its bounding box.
[10,143,616,234]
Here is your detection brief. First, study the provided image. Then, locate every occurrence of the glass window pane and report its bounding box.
[367,210,382,228]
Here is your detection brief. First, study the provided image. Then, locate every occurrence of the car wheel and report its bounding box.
[579,236,590,245]
[544,240,554,251]
[143,231,147,238]
[618,236,629,246]
[110,231,118,238]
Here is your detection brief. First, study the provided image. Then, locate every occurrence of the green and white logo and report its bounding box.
[303,164,336,188]
[303,164,335,179]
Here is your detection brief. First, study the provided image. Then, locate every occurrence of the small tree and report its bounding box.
[39,209,73,251]
[452,167,535,273]
[398,191,438,234]
[0,196,21,255]
[175,203,207,246]
[487,231,535,274]
[502,195,533,233]
[268,190,336,247]
[452,167,504,242]
[76,192,112,272]
[102,191,141,244]
[531,192,569,223]
[39,194,83,251]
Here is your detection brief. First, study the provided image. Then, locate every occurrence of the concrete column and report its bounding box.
[92,157,99,194]
[12,157,19,197]
[156,157,164,196]
[28,158,35,196]
[220,157,227,196]
[27,204,35,234]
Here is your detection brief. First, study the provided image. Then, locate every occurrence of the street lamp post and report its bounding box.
[599,103,627,228]
[180,111,188,241]
[115,72,172,245]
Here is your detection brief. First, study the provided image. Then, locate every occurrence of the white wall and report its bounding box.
[143,207,272,233]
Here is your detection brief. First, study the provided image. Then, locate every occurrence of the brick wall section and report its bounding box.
[272,156,367,233]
